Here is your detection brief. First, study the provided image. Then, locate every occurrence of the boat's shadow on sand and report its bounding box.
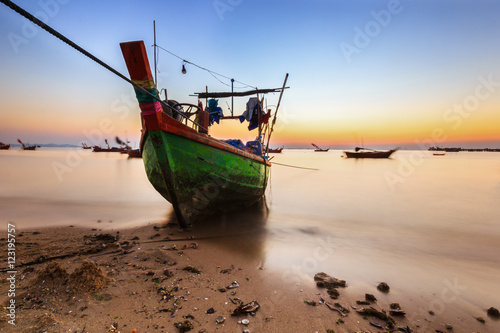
[162,198,269,261]
[160,197,269,260]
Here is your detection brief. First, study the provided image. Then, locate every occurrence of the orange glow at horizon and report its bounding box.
[2,102,499,147]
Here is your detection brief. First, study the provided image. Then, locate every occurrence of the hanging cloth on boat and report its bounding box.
[238,97,267,131]
[206,99,224,125]
[245,140,263,155]
[223,139,245,149]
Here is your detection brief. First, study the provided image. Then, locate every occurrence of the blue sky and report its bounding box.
[1,0,500,148]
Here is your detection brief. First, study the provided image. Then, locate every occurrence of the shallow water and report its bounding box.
[0,148,168,228]
[1,147,499,329]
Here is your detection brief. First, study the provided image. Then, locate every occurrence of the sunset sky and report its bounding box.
[1,0,500,149]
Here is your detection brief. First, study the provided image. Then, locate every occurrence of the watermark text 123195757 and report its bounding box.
[6,223,17,326]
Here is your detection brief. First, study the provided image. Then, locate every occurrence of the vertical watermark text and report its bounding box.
[6,223,17,326]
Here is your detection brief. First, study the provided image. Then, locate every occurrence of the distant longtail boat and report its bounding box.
[17,139,37,150]
[343,147,397,158]
[92,139,127,153]
[311,143,329,152]
[267,147,283,153]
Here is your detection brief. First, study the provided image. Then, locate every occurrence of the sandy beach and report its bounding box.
[1,219,499,333]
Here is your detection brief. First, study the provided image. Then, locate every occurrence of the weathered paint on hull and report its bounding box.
[142,130,269,226]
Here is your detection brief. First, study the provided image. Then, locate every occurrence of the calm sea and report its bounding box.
[1,147,499,329]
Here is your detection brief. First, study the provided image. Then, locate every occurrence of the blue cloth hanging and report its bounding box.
[207,99,224,125]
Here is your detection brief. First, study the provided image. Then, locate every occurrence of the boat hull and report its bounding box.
[344,150,396,158]
[127,149,142,158]
[142,130,269,226]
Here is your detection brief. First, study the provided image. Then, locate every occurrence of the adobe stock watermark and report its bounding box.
[213,0,243,21]
[6,0,71,54]
[250,234,338,331]
[281,235,338,287]
[384,74,500,191]
[51,92,137,182]
[340,0,409,63]
[407,277,467,326]
[269,105,296,134]
[6,223,17,326]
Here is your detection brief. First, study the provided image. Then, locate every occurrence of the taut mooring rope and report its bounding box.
[271,162,319,171]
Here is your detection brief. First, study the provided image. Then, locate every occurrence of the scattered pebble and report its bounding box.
[174,320,193,332]
[487,307,500,318]
[314,272,346,288]
[183,266,202,274]
[231,301,260,316]
[390,309,406,317]
[377,282,390,292]
[390,303,401,309]
[370,321,383,328]
[327,288,339,299]
[226,281,239,289]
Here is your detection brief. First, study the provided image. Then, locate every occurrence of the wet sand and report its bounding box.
[1,221,499,333]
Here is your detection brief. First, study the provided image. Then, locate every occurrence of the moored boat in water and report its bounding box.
[267,147,283,153]
[92,139,127,153]
[17,139,37,150]
[343,147,397,159]
[311,143,329,152]
[127,148,142,158]
[0,142,10,150]
[120,41,287,227]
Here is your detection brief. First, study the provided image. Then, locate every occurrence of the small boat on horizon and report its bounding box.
[428,147,461,152]
[115,136,141,157]
[267,146,283,153]
[127,148,142,158]
[81,143,92,149]
[311,143,329,152]
[0,142,10,150]
[344,147,397,159]
[17,139,37,150]
[92,139,127,153]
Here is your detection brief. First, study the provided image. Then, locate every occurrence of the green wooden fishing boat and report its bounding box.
[120,41,287,227]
